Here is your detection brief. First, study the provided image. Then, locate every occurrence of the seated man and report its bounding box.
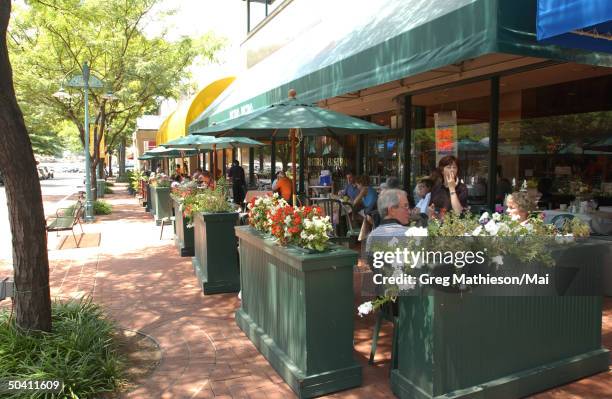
[339,172,360,201]
[366,189,411,247]
[272,171,293,202]
[364,189,411,296]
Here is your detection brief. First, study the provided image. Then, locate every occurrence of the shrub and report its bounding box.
[0,299,125,398]
[94,200,112,215]
[104,184,113,195]
[105,182,115,187]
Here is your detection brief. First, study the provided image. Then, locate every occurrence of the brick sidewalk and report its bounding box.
[1,188,610,398]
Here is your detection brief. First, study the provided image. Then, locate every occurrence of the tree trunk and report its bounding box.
[108,151,113,177]
[0,2,52,332]
[90,163,98,201]
[118,138,126,176]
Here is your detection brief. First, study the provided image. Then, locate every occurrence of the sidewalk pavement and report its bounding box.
[0,187,610,398]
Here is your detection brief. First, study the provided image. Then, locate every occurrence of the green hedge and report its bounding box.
[0,299,125,398]
[94,200,112,215]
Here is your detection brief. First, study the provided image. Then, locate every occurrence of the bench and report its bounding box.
[46,201,85,247]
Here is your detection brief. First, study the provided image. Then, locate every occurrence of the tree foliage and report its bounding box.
[8,0,224,170]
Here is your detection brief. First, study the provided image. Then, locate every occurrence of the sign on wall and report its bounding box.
[434,110,457,164]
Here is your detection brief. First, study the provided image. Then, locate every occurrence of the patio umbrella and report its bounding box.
[584,136,612,152]
[190,89,389,204]
[137,154,155,160]
[163,135,264,179]
[144,146,198,158]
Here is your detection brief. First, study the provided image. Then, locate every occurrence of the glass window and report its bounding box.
[411,80,491,206]
[499,64,612,208]
[305,135,356,187]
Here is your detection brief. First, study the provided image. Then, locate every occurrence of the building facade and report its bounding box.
[191,0,611,209]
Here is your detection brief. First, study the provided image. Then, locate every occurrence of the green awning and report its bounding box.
[190,0,612,130]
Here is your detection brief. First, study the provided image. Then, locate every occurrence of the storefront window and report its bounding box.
[363,111,400,186]
[411,80,491,206]
[305,135,356,186]
[499,64,612,208]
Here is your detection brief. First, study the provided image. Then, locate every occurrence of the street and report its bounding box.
[0,173,83,266]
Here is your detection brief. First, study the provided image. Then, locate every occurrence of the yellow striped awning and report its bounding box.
[157,76,235,145]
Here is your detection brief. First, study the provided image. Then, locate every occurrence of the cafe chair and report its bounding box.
[310,198,359,245]
[550,213,575,230]
[369,300,399,371]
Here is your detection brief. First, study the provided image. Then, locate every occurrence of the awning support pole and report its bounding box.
[291,128,297,206]
[487,76,500,211]
[402,94,412,193]
[249,147,255,188]
[212,144,217,180]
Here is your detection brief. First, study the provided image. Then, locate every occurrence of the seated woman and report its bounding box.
[353,175,378,240]
[414,178,433,214]
[198,171,215,190]
[430,155,468,215]
[353,175,378,213]
[170,175,181,188]
[506,191,536,225]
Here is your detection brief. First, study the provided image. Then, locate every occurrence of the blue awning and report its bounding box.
[537,0,612,53]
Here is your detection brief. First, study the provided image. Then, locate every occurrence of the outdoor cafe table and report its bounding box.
[543,209,612,235]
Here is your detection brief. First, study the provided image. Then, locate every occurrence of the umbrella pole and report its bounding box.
[291,128,297,206]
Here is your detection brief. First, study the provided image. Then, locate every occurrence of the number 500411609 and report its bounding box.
[1,380,63,393]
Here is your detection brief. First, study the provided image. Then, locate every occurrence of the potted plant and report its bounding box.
[191,178,241,294]
[233,194,362,398]
[359,212,607,399]
[170,181,200,257]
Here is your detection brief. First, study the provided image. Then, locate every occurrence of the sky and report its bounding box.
[147,0,247,96]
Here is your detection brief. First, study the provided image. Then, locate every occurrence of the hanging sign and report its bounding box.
[434,110,457,164]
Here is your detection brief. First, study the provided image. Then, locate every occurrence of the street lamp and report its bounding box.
[53,61,104,222]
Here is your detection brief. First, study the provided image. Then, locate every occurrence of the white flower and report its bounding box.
[357,301,374,317]
[510,214,521,222]
[471,226,483,236]
[484,220,500,236]
[491,255,503,266]
[405,226,428,237]
[284,215,292,224]
[555,233,575,244]
[492,212,502,221]
[479,212,490,223]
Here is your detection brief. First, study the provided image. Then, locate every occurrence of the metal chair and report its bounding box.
[310,198,359,244]
[551,213,575,231]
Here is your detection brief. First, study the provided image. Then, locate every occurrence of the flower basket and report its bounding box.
[235,225,362,398]
[359,211,607,398]
[392,252,608,399]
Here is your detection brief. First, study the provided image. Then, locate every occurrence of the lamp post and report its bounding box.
[54,61,104,222]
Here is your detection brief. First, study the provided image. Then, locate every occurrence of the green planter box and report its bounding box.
[146,183,154,214]
[172,199,194,257]
[235,226,362,399]
[391,243,610,399]
[152,186,172,225]
[192,212,240,294]
[96,179,105,198]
